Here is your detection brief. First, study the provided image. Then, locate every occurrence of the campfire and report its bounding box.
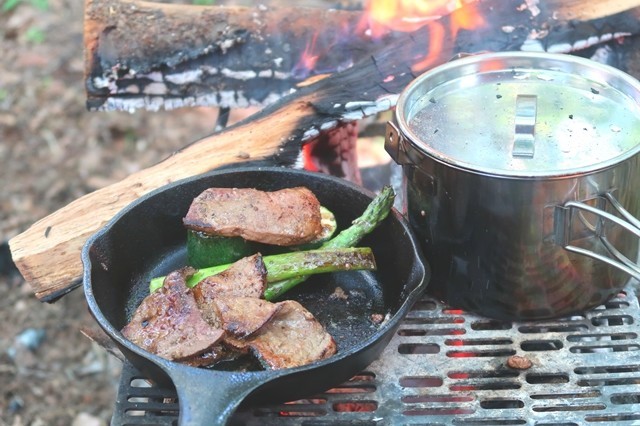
[6,0,640,424]
[9,0,640,303]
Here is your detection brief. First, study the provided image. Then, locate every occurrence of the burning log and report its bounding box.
[86,0,640,113]
[84,0,380,111]
[10,0,640,302]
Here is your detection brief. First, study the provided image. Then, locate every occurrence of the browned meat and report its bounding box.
[121,267,224,361]
[124,254,337,370]
[193,254,267,327]
[231,300,337,369]
[179,343,247,368]
[212,296,283,338]
[183,187,323,246]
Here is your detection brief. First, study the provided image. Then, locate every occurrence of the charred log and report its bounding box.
[85,0,640,113]
[84,0,381,111]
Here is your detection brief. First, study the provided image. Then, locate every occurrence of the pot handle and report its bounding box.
[555,193,640,280]
[385,121,412,165]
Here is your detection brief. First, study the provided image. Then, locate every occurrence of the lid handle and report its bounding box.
[512,95,537,158]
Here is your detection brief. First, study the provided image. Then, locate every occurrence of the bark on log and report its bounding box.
[11,0,640,302]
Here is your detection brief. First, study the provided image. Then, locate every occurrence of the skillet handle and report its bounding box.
[554,193,640,280]
[165,364,271,426]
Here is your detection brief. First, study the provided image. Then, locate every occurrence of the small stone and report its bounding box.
[8,395,24,414]
[507,355,533,370]
[370,313,384,324]
[15,328,46,351]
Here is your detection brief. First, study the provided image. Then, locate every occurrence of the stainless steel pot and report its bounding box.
[385,51,640,320]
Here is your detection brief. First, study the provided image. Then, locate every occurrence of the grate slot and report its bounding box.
[591,301,630,310]
[566,332,638,342]
[445,338,513,346]
[577,377,640,387]
[404,407,476,416]
[398,327,466,336]
[402,394,475,404]
[584,413,640,422]
[403,316,466,324]
[452,418,526,425]
[575,365,640,374]
[521,339,564,351]
[446,349,517,358]
[610,392,640,404]
[449,382,521,392]
[470,320,512,331]
[526,373,570,384]
[569,343,640,353]
[533,423,579,426]
[479,399,525,409]
[332,400,378,412]
[399,376,443,388]
[518,324,589,333]
[398,343,441,354]
[591,315,634,326]
[531,403,606,412]
[529,390,602,399]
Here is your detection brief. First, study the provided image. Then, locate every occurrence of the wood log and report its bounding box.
[84,0,379,111]
[11,0,640,302]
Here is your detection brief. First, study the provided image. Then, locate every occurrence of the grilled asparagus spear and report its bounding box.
[149,247,377,293]
[264,186,395,300]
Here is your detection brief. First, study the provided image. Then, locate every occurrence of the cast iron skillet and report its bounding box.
[82,167,428,425]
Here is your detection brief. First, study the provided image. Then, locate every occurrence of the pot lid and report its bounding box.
[397,52,640,177]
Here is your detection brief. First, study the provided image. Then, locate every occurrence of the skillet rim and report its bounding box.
[82,166,428,378]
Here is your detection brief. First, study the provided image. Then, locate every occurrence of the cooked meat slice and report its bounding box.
[183,187,323,246]
[239,300,337,369]
[212,296,283,338]
[121,267,224,361]
[193,253,267,306]
[193,254,268,329]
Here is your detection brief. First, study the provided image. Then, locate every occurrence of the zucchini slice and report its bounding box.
[186,230,256,268]
[186,206,337,268]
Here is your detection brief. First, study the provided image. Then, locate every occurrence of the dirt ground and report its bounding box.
[0,0,388,424]
[0,1,262,425]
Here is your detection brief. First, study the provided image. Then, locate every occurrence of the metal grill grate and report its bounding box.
[111,282,640,426]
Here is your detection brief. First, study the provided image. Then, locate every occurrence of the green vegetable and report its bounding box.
[185,206,337,266]
[187,230,256,268]
[297,206,338,248]
[263,185,395,300]
[149,247,377,294]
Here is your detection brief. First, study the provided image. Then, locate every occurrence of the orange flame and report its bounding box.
[294,0,486,80]
[360,0,486,72]
[361,0,462,37]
